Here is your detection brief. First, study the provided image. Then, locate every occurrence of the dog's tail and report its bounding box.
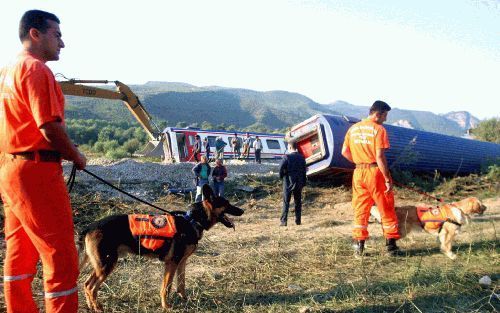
[77,229,89,271]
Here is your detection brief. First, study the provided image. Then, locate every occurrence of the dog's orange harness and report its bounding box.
[129,214,177,251]
[416,205,458,232]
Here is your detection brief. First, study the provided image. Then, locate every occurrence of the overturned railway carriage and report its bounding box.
[160,127,286,163]
[287,114,500,177]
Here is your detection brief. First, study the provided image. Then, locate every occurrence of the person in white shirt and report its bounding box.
[253,136,263,164]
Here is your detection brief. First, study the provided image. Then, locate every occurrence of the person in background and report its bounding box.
[215,136,227,160]
[279,142,307,226]
[231,133,241,159]
[341,100,402,257]
[253,135,263,164]
[192,155,211,202]
[192,134,201,162]
[212,159,227,197]
[242,133,252,159]
[0,10,86,313]
[203,137,210,161]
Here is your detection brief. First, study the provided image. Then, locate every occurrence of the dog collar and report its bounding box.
[183,210,205,238]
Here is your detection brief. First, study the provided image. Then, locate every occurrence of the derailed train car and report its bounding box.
[286,114,500,177]
[160,127,286,163]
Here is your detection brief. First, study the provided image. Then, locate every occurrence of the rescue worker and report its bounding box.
[279,141,307,226]
[0,10,87,313]
[341,100,402,257]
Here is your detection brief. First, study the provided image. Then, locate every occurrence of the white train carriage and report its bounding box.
[160,127,286,163]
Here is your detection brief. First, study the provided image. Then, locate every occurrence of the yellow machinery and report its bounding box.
[58,79,165,157]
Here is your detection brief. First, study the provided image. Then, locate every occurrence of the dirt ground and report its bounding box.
[0,164,498,312]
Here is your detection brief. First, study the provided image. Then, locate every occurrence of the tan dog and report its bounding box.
[371,197,486,259]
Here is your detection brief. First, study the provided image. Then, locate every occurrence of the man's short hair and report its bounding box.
[19,10,60,42]
[369,100,391,114]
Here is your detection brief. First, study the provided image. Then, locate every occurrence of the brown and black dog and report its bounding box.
[371,197,486,259]
[78,184,244,312]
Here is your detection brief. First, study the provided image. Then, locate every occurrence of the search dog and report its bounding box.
[78,184,244,312]
[370,197,486,259]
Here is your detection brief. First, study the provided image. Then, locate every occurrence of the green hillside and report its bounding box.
[64,82,472,136]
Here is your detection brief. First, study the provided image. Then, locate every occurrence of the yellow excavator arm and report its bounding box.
[59,79,165,156]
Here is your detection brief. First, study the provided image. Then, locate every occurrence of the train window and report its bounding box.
[188,135,195,145]
[266,139,281,150]
[207,136,217,147]
[228,137,243,147]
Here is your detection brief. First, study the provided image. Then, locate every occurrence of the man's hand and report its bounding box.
[385,181,393,193]
[73,150,87,170]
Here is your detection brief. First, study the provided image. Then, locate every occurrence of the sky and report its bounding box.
[1,0,499,119]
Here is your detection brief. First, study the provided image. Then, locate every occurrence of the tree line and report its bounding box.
[66,118,287,159]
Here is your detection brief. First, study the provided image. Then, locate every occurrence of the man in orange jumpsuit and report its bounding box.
[0,10,87,313]
[341,100,402,257]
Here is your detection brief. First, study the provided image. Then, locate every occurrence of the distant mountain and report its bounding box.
[325,101,471,136]
[64,82,479,137]
[441,111,480,131]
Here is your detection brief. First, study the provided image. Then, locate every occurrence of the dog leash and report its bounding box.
[392,180,444,203]
[67,164,171,214]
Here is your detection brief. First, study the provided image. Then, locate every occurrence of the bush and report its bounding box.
[105,148,128,159]
[123,138,141,156]
[485,164,500,181]
[471,118,500,143]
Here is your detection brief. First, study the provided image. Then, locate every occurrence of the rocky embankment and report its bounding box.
[63,158,280,200]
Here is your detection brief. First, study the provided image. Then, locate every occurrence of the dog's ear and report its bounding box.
[202,184,215,202]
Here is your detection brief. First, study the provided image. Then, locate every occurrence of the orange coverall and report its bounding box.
[342,119,400,241]
[0,52,79,313]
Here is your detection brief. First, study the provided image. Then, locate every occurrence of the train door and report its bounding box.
[175,131,197,162]
[289,123,326,165]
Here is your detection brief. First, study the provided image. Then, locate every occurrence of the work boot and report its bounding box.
[386,238,404,257]
[354,240,365,257]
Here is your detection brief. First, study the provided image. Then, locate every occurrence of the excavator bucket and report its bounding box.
[137,139,165,157]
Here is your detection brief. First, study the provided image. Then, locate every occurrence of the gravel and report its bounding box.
[63,158,280,200]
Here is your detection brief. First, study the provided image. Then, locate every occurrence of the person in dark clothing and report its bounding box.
[253,136,262,164]
[192,135,201,162]
[231,133,241,159]
[215,136,227,160]
[203,137,210,161]
[212,159,227,197]
[279,141,307,226]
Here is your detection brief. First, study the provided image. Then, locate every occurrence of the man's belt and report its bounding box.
[355,163,377,169]
[8,150,62,163]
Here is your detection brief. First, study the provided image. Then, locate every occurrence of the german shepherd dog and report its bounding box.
[78,185,244,312]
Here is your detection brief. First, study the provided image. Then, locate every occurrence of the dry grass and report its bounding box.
[0,176,499,312]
